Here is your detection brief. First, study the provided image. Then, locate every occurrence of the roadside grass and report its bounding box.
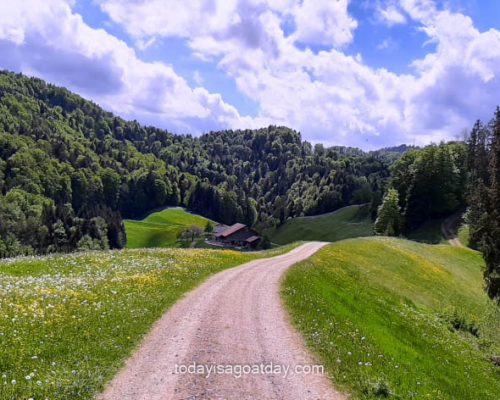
[407,218,447,244]
[124,207,211,248]
[282,237,500,399]
[0,244,297,399]
[266,205,374,245]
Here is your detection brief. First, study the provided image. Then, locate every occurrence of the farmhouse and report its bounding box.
[214,223,261,248]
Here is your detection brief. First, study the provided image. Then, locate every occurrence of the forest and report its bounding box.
[0,71,399,257]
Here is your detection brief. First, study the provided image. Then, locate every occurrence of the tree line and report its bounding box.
[465,109,500,300]
[0,71,398,257]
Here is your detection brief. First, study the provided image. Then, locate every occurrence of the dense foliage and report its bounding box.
[0,71,397,257]
[466,109,500,300]
[388,142,467,231]
[374,188,402,236]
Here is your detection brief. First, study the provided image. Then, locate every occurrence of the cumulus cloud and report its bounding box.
[400,0,500,140]
[291,0,358,47]
[0,0,245,134]
[97,0,500,148]
[1,0,500,148]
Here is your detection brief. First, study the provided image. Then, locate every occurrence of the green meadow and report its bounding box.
[282,237,500,399]
[124,207,211,248]
[267,205,374,245]
[0,245,296,399]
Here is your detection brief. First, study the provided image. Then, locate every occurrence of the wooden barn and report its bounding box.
[214,223,261,248]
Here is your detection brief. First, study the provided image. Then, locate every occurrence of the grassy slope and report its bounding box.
[0,244,297,399]
[124,207,211,248]
[282,237,499,399]
[267,205,374,245]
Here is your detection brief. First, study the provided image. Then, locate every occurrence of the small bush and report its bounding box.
[362,379,392,398]
[442,308,480,337]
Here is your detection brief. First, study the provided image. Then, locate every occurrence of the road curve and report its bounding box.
[441,212,464,247]
[99,242,345,400]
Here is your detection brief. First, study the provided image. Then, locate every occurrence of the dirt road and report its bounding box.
[99,242,344,400]
[441,212,464,247]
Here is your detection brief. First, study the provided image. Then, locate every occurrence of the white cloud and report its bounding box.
[291,0,358,47]
[97,0,500,147]
[0,0,245,134]
[376,3,407,27]
[399,0,500,139]
[377,37,398,50]
[2,0,500,149]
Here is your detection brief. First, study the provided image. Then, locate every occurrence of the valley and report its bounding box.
[0,71,499,400]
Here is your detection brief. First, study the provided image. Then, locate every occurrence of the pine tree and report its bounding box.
[483,107,500,300]
[374,188,403,236]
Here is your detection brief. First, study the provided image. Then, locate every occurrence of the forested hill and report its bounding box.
[0,70,397,257]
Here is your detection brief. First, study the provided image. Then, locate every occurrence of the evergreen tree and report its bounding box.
[374,188,402,236]
[466,120,491,249]
[483,108,500,300]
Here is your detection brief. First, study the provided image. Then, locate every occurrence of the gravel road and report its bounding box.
[99,242,344,400]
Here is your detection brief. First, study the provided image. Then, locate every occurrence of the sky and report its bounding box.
[1,1,500,149]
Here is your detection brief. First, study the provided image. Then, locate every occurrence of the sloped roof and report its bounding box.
[215,223,247,238]
[245,235,260,243]
[213,224,228,235]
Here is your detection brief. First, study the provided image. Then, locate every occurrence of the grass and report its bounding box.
[458,225,470,247]
[407,218,447,244]
[282,237,500,399]
[124,207,211,248]
[266,205,374,245]
[0,244,297,399]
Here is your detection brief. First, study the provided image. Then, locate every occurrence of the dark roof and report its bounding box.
[215,223,247,238]
[245,235,260,244]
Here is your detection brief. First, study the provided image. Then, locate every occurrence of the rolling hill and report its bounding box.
[282,237,500,399]
[266,204,374,245]
[124,208,212,248]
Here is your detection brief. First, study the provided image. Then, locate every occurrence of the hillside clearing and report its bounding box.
[282,237,500,399]
[266,205,374,245]
[124,207,211,249]
[0,245,296,399]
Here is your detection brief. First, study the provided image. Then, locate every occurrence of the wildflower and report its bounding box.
[11,379,16,385]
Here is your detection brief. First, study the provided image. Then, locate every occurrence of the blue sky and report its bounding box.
[1,0,500,148]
